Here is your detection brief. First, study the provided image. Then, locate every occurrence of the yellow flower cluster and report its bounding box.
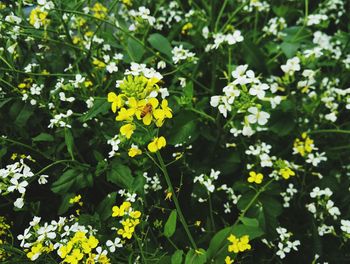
[279,167,296,180]
[293,132,314,157]
[108,74,172,154]
[247,171,263,184]
[112,201,141,240]
[227,234,251,253]
[29,7,49,28]
[57,231,108,264]
[181,22,193,34]
[0,217,10,261]
[91,3,108,19]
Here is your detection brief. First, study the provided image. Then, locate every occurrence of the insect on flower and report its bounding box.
[140,103,153,118]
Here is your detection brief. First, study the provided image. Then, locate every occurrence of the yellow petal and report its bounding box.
[157,136,166,149]
[148,141,157,152]
[149,97,159,108]
[143,113,152,125]
[108,92,117,102]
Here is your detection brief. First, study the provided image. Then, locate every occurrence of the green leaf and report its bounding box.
[106,161,134,189]
[14,103,34,127]
[148,33,172,58]
[207,227,232,260]
[164,209,177,238]
[127,37,145,62]
[33,133,54,142]
[64,129,75,159]
[57,193,75,215]
[281,41,300,58]
[79,98,110,122]
[240,217,259,227]
[51,169,78,194]
[167,111,198,144]
[96,193,117,221]
[171,250,184,264]
[185,249,207,264]
[242,39,267,73]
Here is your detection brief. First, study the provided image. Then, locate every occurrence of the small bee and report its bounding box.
[140,103,153,118]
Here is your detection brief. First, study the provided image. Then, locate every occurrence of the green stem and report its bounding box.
[189,108,216,123]
[309,129,350,135]
[214,0,228,32]
[155,152,197,249]
[208,194,216,232]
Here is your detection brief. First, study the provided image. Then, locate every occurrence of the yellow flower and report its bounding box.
[27,243,43,260]
[225,256,234,264]
[120,123,136,139]
[69,194,82,204]
[129,210,141,219]
[92,58,106,68]
[115,108,134,122]
[148,136,166,153]
[227,234,251,253]
[128,145,142,157]
[141,98,159,126]
[181,22,193,34]
[247,171,263,184]
[91,3,108,19]
[153,99,173,127]
[122,0,132,6]
[279,167,295,179]
[293,132,314,156]
[112,201,131,217]
[108,92,124,113]
[29,7,49,28]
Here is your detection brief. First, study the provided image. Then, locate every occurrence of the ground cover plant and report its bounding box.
[0,0,350,263]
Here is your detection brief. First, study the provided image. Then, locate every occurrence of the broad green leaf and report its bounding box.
[127,37,145,62]
[51,169,77,194]
[57,193,75,215]
[171,250,184,264]
[185,249,206,264]
[240,217,259,227]
[106,162,134,189]
[281,41,300,58]
[148,33,172,58]
[79,98,110,122]
[164,209,177,238]
[96,193,117,221]
[33,133,54,142]
[14,103,33,127]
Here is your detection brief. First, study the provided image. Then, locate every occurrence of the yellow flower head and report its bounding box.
[112,201,131,217]
[227,234,251,254]
[29,7,49,28]
[148,136,166,153]
[91,3,108,19]
[153,99,173,127]
[115,108,134,122]
[279,167,295,179]
[120,123,136,139]
[247,171,263,184]
[128,145,142,157]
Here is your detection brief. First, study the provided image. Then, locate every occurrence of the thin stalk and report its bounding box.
[208,194,216,231]
[309,129,350,135]
[155,152,197,249]
[214,0,228,32]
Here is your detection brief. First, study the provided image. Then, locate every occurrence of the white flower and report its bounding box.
[210,96,221,107]
[340,219,350,234]
[14,197,24,208]
[247,107,270,125]
[37,223,57,241]
[172,45,196,64]
[7,178,28,194]
[17,227,32,248]
[106,237,123,252]
[30,216,41,227]
[106,62,118,73]
[281,57,301,75]
[249,83,269,99]
[38,175,49,185]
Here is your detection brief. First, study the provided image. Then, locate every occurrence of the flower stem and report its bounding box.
[155,151,197,249]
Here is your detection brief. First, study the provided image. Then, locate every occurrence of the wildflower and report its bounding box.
[120,123,136,139]
[29,7,49,29]
[112,202,131,217]
[247,171,263,184]
[153,99,173,127]
[128,144,142,157]
[107,92,124,113]
[246,106,270,125]
[69,195,83,206]
[293,133,315,156]
[279,167,295,180]
[91,3,108,19]
[106,238,123,252]
[115,108,134,122]
[225,256,234,264]
[148,136,166,152]
[227,234,251,253]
